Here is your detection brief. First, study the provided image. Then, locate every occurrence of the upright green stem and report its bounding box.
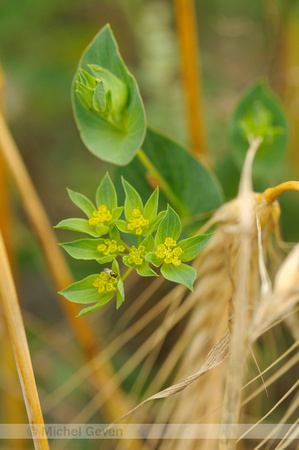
[137,149,188,216]
[121,266,134,281]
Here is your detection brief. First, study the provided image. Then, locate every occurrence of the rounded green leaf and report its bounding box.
[72,25,146,165]
[146,252,163,268]
[161,263,196,291]
[156,205,182,246]
[115,128,223,225]
[231,81,288,172]
[144,187,159,223]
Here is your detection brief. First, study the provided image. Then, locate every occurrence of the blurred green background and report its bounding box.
[0,0,298,445]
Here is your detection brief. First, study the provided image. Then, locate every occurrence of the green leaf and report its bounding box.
[55,219,109,237]
[122,178,144,220]
[112,206,124,220]
[231,81,288,172]
[145,210,166,235]
[116,278,125,309]
[96,256,115,264]
[77,297,113,316]
[67,189,96,218]
[136,262,158,277]
[59,275,113,304]
[141,234,155,252]
[93,79,106,113]
[115,128,223,224]
[146,252,163,268]
[156,205,181,245]
[179,234,213,262]
[161,263,197,291]
[60,239,114,260]
[96,173,117,210]
[144,187,159,223]
[72,25,146,165]
[115,220,130,234]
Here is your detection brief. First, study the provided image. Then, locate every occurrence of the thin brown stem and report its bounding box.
[174,0,206,157]
[0,229,49,450]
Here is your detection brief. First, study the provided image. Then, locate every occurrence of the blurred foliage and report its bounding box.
[0,1,298,445]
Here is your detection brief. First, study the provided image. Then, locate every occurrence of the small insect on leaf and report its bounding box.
[103,268,118,278]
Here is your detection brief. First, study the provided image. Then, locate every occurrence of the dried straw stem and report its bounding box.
[0,229,49,450]
[174,0,206,157]
[0,107,133,424]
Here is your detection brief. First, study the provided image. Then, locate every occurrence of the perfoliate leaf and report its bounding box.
[179,234,213,262]
[122,178,144,220]
[96,172,117,211]
[72,25,146,165]
[59,275,112,304]
[161,263,197,291]
[156,205,182,246]
[55,218,109,237]
[67,189,96,218]
[231,81,288,172]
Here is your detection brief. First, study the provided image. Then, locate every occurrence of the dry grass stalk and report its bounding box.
[0,229,49,450]
[0,106,136,425]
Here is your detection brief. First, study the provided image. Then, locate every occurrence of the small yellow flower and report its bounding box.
[155,237,184,266]
[126,207,149,234]
[126,245,147,266]
[89,204,113,226]
[93,271,118,294]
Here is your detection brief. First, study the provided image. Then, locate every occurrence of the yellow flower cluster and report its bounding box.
[156,237,183,266]
[97,239,125,256]
[89,205,112,226]
[127,245,146,266]
[93,272,117,293]
[127,207,149,235]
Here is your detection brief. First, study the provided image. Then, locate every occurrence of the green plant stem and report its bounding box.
[137,149,188,216]
[121,266,134,281]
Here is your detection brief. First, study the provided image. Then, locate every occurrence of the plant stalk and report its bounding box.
[262,181,299,203]
[0,109,135,425]
[174,0,206,157]
[0,229,49,450]
[137,148,188,216]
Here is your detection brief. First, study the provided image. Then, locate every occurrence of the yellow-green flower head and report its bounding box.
[93,271,117,293]
[97,239,125,256]
[127,207,149,235]
[156,238,183,266]
[127,245,146,266]
[89,204,112,226]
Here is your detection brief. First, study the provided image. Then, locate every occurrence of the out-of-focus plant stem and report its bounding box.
[0,64,26,445]
[174,0,207,158]
[0,103,134,425]
[137,148,188,216]
[0,229,49,450]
